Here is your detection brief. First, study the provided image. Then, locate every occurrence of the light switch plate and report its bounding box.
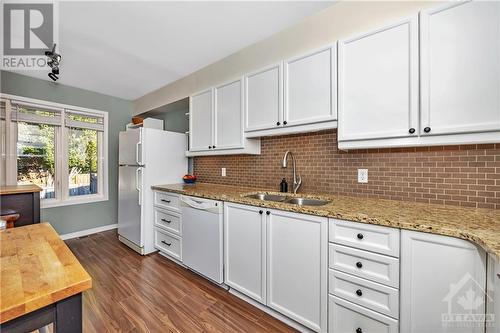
[358,169,368,183]
[221,168,226,177]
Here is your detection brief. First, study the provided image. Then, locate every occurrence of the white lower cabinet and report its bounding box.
[487,255,500,333]
[329,295,398,333]
[267,210,328,332]
[224,203,328,332]
[224,203,266,304]
[400,230,487,333]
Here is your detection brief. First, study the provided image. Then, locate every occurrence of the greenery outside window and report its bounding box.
[3,96,108,208]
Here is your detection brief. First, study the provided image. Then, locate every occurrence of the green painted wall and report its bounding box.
[1,71,132,235]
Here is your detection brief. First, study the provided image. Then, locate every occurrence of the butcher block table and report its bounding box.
[0,223,92,332]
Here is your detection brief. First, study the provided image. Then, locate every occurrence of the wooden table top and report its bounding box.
[0,223,92,323]
[0,185,42,195]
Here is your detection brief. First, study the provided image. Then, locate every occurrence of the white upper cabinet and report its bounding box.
[188,80,260,156]
[245,63,282,132]
[214,78,244,149]
[420,1,500,136]
[338,16,419,142]
[189,88,213,151]
[284,45,337,126]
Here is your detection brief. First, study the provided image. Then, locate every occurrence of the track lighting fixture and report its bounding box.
[45,44,61,82]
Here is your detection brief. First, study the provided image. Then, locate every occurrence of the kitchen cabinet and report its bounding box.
[283,45,337,127]
[338,16,419,143]
[188,80,260,156]
[266,209,327,332]
[189,88,213,152]
[214,78,244,149]
[420,1,500,136]
[224,203,266,304]
[486,255,500,333]
[400,230,486,333]
[329,295,398,333]
[224,203,328,332]
[244,63,282,132]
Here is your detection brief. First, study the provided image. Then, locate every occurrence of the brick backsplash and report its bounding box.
[193,130,500,209]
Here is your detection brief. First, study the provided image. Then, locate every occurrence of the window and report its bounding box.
[0,100,6,186]
[2,95,108,207]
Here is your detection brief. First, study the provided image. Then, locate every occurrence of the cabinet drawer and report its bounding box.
[154,229,182,261]
[154,208,181,236]
[329,295,398,333]
[329,219,400,257]
[329,244,399,288]
[329,270,399,318]
[154,191,180,213]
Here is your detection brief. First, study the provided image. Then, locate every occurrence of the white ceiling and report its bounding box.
[11,1,334,100]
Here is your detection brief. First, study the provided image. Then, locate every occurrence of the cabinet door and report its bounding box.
[284,45,337,126]
[486,255,500,333]
[224,203,266,304]
[214,78,243,149]
[189,89,213,151]
[400,230,486,333]
[245,63,282,132]
[420,1,500,136]
[266,210,327,332]
[338,16,419,141]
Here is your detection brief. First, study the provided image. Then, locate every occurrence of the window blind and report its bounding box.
[65,109,104,131]
[11,101,62,126]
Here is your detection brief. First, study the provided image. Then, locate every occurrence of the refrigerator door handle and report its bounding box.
[136,142,143,166]
[135,167,142,206]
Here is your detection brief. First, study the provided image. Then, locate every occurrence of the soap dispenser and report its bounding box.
[280,178,288,193]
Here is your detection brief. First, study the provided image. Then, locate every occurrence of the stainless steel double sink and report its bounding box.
[244,193,330,206]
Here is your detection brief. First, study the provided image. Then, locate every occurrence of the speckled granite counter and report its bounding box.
[152,183,500,258]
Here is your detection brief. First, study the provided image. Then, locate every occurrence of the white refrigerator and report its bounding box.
[118,127,187,254]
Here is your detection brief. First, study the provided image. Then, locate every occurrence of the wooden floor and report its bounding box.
[65,230,296,333]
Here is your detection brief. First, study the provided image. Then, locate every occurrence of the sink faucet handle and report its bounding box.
[294,174,302,194]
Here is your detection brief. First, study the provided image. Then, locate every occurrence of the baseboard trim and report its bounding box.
[60,223,118,240]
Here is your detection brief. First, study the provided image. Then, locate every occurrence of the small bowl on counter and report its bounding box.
[183,175,197,184]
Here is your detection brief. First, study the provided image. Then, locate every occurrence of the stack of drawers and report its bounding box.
[328,219,400,333]
[153,190,183,261]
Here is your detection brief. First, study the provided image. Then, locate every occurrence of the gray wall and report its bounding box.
[1,71,132,235]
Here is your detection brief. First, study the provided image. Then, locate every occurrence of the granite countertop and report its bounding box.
[152,183,500,258]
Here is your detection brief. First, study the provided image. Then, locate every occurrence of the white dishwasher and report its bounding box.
[181,195,224,284]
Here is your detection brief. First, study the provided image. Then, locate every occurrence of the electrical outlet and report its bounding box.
[221,168,226,177]
[358,169,368,183]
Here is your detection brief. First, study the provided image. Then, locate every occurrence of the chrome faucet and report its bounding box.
[282,151,302,194]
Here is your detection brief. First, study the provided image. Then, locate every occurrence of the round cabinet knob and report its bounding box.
[208,146,212,149]
[357,233,364,240]
[409,128,415,134]
[356,289,363,296]
[213,145,216,148]
[276,122,281,126]
[356,262,363,268]
[283,121,287,125]
[266,211,271,215]
[259,210,263,215]
[356,328,363,333]
[424,127,431,133]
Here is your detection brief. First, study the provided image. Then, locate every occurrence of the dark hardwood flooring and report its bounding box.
[65,230,296,333]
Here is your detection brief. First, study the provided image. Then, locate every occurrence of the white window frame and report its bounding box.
[1,93,109,208]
